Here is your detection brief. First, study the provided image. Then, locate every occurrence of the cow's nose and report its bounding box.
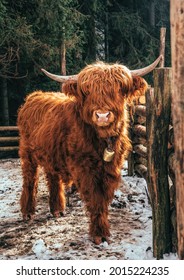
[92,110,114,126]
[96,112,110,119]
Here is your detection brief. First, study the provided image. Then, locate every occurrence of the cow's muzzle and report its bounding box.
[92,110,115,127]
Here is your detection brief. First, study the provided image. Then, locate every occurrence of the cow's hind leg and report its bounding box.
[20,150,39,220]
[45,172,66,217]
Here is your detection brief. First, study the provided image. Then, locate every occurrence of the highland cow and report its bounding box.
[17,57,161,244]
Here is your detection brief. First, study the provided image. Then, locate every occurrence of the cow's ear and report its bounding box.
[62,80,77,97]
[127,75,148,102]
[62,80,85,104]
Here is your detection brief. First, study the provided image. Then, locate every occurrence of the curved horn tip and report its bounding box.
[130,55,163,77]
[41,68,47,73]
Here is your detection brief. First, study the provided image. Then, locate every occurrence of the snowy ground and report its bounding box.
[0,159,178,260]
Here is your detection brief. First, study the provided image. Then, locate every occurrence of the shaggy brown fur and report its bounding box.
[17,62,147,244]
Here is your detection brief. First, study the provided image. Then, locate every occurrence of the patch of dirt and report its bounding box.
[0,159,152,260]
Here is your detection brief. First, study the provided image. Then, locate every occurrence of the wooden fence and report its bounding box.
[128,67,176,259]
[0,126,19,158]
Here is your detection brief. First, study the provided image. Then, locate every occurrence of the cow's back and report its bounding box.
[17,91,68,138]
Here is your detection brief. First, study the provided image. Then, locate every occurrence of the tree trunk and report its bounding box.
[170,0,184,260]
[150,0,155,27]
[87,2,96,61]
[1,78,9,125]
[60,41,66,76]
[60,37,66,92]
[105,0,109,61]
[159,27,166,67]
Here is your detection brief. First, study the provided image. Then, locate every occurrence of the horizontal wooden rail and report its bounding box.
[134,163,147,180]
[0,136,19,142]
[133,144,147,158]
[134,154,147,166]
[132,136,147,146]
[134,105,146,117]
[0,126,19,157]
[0,126,18,131]
[0,146,19,152]
[132,124,146,138]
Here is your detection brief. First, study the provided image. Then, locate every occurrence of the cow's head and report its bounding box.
[41,56,161,138]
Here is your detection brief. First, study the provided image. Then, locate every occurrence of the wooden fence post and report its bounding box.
[170,0,184,260]
[128,108,134,176]
[146,68,172,259]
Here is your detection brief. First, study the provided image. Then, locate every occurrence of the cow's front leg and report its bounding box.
[89,202,110,245]
[80,182,112,245]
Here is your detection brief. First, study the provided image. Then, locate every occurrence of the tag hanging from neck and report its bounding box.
[103,137,115,162]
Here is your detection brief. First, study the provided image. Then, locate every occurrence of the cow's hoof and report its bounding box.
[52,211,65,218]
[94,236,110,245]
[22,213,34,221]
[60,211,65,217]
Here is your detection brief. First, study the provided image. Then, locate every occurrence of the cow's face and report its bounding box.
[63,62,148,138]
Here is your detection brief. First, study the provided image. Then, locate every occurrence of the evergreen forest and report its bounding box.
[0,0,170,125]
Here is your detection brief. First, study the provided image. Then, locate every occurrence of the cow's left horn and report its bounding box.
[130,55,162,76]
[41,68,78,82]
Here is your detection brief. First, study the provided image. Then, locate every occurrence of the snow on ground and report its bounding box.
[0,159,178,260]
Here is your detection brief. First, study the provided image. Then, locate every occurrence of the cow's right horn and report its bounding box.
[41,68,78,82]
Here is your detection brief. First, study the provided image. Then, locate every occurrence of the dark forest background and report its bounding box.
[0,0,170,125]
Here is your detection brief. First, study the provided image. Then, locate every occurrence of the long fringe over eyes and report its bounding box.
[77,62,133,98]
